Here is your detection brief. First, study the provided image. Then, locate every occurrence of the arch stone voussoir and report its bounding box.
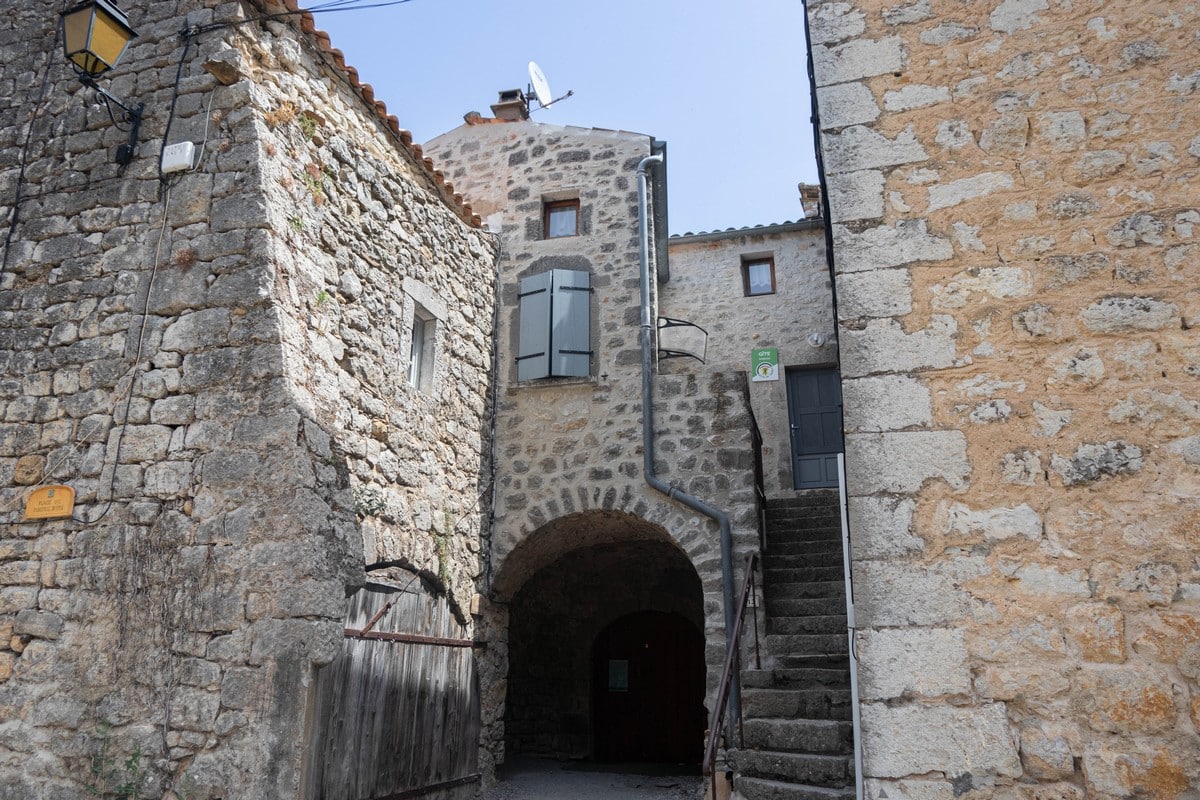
[491,481,720,602]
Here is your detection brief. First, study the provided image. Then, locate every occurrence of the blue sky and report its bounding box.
[308,0,817,235]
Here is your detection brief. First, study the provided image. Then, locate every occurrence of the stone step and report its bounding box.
[743,718,853,754]
[743,687,853,720]
[733,749,854,787]
[763,552,845,570]
[763,565,845,583]
[766,535,844,553]
[742,663,850,689]
[767,615,847,636]
[765,515,842,531]
[766,518,841,532]
[766,492,839,510]
[766,633,848,658]
[765,597,846,617]
[735,777,856,800]
[764,580,846,600]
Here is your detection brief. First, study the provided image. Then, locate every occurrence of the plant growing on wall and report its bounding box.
[263,100,297,128]
[86,724,145,799]
[301,162,328,206]
[354,486,387,517]
[299,114,318,140]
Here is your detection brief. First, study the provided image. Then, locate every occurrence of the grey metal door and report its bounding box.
[786,367,844,489]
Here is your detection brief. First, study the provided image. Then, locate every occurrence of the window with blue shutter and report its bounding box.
[516,269,592,381]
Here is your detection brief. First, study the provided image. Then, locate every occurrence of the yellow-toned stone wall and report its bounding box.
[809,0,1199,796]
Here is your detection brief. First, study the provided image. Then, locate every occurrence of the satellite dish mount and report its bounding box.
[526,61,574,111]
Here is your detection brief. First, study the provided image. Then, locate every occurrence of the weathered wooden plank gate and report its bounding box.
[305,580,480,800]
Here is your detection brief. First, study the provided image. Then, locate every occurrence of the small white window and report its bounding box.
[742,256,776,296]
[408,306,435,392]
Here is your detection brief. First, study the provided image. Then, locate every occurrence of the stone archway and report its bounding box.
[496,511,706,763]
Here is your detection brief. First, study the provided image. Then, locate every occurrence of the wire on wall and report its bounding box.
[3,0,424,522]
[0,19,62,278]
[76,182,174,524]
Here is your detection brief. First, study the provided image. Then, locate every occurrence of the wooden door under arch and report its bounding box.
[591,610,705,763]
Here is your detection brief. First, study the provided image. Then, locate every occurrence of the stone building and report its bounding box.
[427,115,836,774]
[665,221,838,498]
[0,1,495,797]
[807,1,1200,798]
[1,0,840,795]
[6,0,1196,798]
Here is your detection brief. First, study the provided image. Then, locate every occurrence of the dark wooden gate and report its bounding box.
[305,581,480,800]
[591,610,706,763]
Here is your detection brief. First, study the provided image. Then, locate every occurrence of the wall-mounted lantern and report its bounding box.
[60,0,143,166]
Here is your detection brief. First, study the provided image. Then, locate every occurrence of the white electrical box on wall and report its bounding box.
[161,141,195,174]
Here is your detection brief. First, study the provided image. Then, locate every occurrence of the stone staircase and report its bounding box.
[731,491,855,800]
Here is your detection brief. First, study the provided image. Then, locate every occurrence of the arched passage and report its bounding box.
[499,512,706,763]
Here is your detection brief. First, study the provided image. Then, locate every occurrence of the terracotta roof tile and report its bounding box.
[464,115,516,126]
[269,1,480,226]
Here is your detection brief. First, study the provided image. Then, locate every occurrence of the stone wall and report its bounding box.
[428,120,761,771]
[808,1,1200,797]
[0,2,494,798]
[665,223,834,497]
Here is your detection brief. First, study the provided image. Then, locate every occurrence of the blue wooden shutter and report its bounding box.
[550,269,591,377]
[517,271,552,380]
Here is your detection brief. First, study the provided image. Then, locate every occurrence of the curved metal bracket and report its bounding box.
[78,73,143,165]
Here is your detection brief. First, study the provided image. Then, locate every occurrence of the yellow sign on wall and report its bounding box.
[23,485,75,520]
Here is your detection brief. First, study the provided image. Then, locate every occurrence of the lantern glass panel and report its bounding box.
[61,1,136,77]
[62,7,96,71]
[89,9,132,69]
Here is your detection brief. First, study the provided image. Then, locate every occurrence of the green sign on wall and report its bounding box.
[751,348,779,382]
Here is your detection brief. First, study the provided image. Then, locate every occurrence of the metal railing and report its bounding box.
[702,551,762,795]
[741,377,769,553]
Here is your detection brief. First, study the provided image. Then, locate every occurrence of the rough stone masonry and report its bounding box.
[808,1,1199,798]
[0,1,494,797]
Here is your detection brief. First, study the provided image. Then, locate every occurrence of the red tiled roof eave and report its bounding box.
[268,0,481,227]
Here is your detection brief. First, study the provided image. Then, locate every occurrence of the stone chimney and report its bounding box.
[799,182,822,218]
[490,89,529,121]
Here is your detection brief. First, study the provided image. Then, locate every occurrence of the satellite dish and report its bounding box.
[528,61,553,109]
[525,61,573,111]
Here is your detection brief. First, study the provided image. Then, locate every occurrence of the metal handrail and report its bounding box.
[741,377,769,553]
[702,551,762,794]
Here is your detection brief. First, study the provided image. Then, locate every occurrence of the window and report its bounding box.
[408,307,435,392]
[742,256,776,296]
[516,269,592,380]
[544,199,579,239]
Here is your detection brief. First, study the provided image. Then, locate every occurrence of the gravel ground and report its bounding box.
[478,757,705,800]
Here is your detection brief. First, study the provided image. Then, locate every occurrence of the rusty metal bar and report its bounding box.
[752,568,761,671]
[702,551,761,779]
[343,629,482,648]
[371,773,482,799]
[359,600,394,636]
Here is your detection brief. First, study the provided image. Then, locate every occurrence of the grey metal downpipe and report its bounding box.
[635,153,740,732]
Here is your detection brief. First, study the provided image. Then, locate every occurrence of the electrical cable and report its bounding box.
[4,0,420,521]
[157,28,195,188]
[0,18,61,278]
[191,87,219,171]
[76,183,174,524]
[190,0,415,36]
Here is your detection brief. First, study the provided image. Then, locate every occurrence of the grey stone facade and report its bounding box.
[0,2,494,797]
[427,119,775,769]
[665,222,834,498]
[809,0,1200,797]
